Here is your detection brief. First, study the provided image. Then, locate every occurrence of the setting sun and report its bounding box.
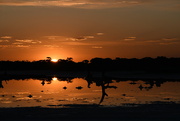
[51,59,58,62]
[52,77,58,81]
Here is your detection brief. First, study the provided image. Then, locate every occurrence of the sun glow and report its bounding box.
[51,59,58,62]
[52,77,58,81]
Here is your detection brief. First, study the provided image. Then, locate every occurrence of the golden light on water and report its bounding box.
[51,59,58,62]
[1,78,180,108]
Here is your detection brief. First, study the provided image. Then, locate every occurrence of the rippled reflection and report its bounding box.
[0,75,180,108]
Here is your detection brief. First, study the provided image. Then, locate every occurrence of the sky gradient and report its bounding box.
[0,0,180,61]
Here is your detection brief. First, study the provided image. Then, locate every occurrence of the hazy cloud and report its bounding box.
[44,45,60,48]
[92,46,103,49]
[84,36,95,39]
[16,45,30,48]
[43,35,96,46]
[159,38,179,45]
[1,0,179,9]
[0,40,9,43]
[0,44,30,48]
[145,40,159,43]
[16,39,33,43]
[44,36,66,40]
[44,35,94,42]
[0,45,10,48]
[159,42,179,45]
[1,36,12,39]
[162,38,178,41]
[66,36,94,41]
[0,37,43,48]
[62,41,95,46]
[123,37,136,41]
[12,42,23,45]
[145,38,180,45]
[16,39,42,44]
[97,33,104,36]
[0,0,146,9]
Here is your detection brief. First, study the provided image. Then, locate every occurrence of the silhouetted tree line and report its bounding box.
[0,56,180,72]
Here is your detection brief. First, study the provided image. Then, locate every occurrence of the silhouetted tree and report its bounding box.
[82,60,89,64]
[46,57,52,62]
[0,56,180,72]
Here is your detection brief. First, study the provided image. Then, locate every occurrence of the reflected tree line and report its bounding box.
[0,56,180,72]
[0,75,178,104]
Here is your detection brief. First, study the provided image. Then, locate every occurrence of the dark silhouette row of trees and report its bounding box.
[0,56,180,72]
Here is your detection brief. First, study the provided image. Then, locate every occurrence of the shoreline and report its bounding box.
[0,103,180,120]
[1,70,180,120]
[1,70,180,80]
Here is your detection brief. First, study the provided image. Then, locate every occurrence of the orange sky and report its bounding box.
[0,0,180,61]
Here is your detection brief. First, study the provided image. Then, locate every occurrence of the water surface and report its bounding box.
[0,77,180,108]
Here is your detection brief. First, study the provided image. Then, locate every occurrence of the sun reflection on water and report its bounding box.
[0,77,180,108]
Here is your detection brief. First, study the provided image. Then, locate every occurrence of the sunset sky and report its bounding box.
[0,0,180,61]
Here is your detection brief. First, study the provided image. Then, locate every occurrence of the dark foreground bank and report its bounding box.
[0,104,180,121]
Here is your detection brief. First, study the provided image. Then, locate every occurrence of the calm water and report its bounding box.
[0,77,180,108]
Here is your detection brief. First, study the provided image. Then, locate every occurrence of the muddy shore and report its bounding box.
[0,104,180,121]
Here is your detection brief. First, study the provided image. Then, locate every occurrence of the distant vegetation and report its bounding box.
[0,56,180,72]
